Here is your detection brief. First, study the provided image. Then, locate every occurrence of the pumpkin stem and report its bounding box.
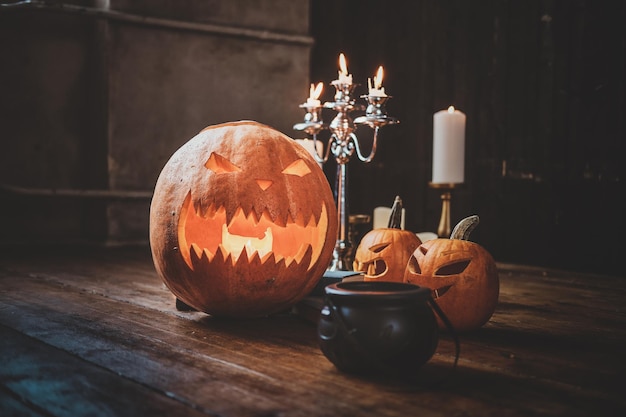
[387,196,403,229]
[450,215,480,240]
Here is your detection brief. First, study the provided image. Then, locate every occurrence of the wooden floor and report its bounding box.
[1,245,625,417]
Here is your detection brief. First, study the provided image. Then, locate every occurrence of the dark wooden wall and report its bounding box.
[0,0,312,246]
[310,0,625,276]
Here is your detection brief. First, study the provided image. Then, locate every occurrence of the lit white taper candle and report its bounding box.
[336,53,353,85]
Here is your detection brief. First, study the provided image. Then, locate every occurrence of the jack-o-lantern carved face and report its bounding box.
[150,121,337,318]
[353,229,421,282]
[404,238,499,332]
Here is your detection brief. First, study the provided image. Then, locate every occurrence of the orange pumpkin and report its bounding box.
[149,121,338,318]
[353,197,421,282]
[404,216,499,332]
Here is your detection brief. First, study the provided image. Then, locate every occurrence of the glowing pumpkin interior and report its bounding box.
[177,152,330,271]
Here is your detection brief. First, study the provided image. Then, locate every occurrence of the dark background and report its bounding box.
[1,0,624,276]
[309,0,625,275]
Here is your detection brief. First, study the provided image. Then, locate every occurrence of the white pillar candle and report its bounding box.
[295,139,323,168]
[432,106,466,184]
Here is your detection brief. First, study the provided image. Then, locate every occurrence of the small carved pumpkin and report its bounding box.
[353,197,422,282]
[404,215,499,332]
[150,121,337,318]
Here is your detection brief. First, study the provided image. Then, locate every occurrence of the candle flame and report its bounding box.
[448,106,455,113]
[339,53,348,75]
[374,66,384,89]
[309,82,323,100]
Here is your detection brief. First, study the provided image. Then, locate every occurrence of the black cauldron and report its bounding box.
[318,281,456,377]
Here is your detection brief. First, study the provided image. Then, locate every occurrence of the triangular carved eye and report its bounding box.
[369,242,390,253]
[281,159,311,177]
[436,259,471,276]
[205,152,241,173]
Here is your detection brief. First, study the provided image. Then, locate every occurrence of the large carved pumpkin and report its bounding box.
[353,197,421,282]
[150,121,338,318]
[403,216,499,332]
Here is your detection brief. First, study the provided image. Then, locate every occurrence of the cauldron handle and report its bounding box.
[427,296,461,370]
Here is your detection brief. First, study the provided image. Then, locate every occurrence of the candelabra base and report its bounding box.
[326,214,371,271]
[328,243,351,272]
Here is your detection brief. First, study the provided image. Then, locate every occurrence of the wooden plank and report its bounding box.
[0,325,211,417]
[0,289,313,416]
[0,287,458,416]
[1,248,625,416]
[0,386,48,417]
[0,256,461,416]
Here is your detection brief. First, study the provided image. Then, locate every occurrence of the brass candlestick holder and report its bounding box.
[429,182,460,238]
[294,79,398,271]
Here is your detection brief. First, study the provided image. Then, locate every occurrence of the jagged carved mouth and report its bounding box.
[177,191,329,270]
[357,259,388,279]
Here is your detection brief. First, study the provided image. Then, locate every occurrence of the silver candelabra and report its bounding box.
[294,63,398,271]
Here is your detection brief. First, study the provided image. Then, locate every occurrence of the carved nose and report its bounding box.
[256,179,273,191]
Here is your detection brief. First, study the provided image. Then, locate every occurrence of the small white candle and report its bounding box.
[368,66,387,97]
[306,98,320,107]
[336,53,353,85]
[305,82,323,107]
[295,139,323,168]
[432,106,466,184]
